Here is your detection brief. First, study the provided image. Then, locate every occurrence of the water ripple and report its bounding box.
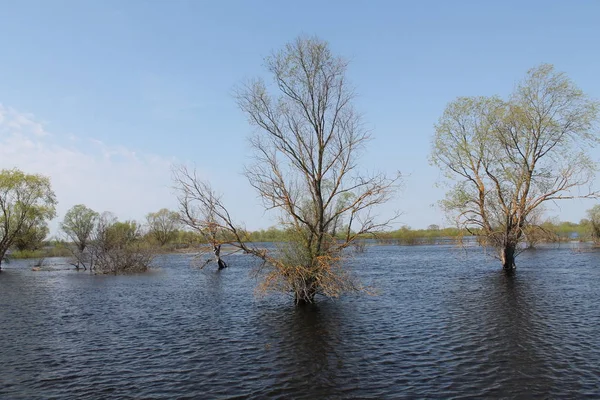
[1,246,600,398]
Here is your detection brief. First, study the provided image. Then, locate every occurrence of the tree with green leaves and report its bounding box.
[91,214,153,275]
[431,64,599,272]
[0,168,57,270]
[68,212,154,274]
[146,208,180,246]
[61,204,99,270]
[12,221,49,252]
[175,36,399,304]
[586,205,600,245]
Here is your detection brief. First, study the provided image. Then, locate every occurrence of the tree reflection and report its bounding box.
[256,302,348,397]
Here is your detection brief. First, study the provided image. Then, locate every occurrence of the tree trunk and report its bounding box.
[214,245,227,270]
[501,244,516,273]
[217,258,227,270]
[294,277,317,305]
[295,289,316,305]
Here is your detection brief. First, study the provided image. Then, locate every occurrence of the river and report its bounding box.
[1,244,599,398]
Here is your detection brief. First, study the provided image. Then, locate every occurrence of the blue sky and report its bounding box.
[1,0,599,231]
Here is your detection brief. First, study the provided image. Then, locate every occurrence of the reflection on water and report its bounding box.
[1,246,600,398]
[255,304,345,398]
[443,272,554,397]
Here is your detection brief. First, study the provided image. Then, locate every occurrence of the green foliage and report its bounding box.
[0,168,57,267]
[379,226,465,245]
[248,226,294,242]
[61,204,99,252]
[173,230,205,247]
[586,205,600,243]
[146,208,180,246]
[105,220,142,247]
[12,222,49,251]
[431,64,600,269]
[91,214,154,274]
[9,245,71,259]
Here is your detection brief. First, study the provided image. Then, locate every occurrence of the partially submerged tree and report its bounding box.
[61,204,99,270]
[174,168,238,270]
[431,64,599,272]
[0,169,57,270]
[89,213,154,274]
[175,36,399,303]
[146,208,180,246]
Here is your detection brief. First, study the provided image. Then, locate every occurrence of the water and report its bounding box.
[1,245,599,399]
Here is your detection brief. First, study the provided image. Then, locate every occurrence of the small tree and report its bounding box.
[89,213,154,274]
[431,64,599,272]
[175,36,399,304]
[0,169,57,270]
[174,168,238,270]
[61,204,99,270]
[587,205,600,245]
[146,208,180,246]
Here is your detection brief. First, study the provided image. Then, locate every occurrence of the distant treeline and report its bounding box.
[252,220,596,246]
[9,219,594,261]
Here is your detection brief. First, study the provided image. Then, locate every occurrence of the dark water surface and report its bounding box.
[1,245,600,399]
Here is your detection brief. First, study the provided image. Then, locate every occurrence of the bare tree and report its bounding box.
[431,64,599,272]
[173,167,242,270]
[175,36,399,304]
[88,212,154,275]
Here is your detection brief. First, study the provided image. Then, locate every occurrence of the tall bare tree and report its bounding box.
[175,36,399,304]
[0,168,56,270]
[431,64,599,272]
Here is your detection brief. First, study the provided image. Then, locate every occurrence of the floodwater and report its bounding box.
[1,244,599,399]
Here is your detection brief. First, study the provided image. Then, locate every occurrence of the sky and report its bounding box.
[1,0,600,233]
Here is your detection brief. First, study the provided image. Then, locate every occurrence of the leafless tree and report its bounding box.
[173,167,246,270]
[87,212,154,274]
[175,36,399,304]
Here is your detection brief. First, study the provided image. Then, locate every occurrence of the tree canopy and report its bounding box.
[0,168,57,268]
[175,36,399,304]
[61,204,99,253]
[431,64,599,270]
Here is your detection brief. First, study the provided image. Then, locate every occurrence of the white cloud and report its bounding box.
[0,105,179,234]
[0,104,49,137]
